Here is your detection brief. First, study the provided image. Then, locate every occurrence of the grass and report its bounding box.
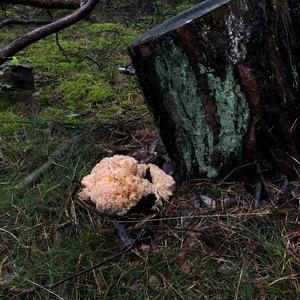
[0,2,300,299]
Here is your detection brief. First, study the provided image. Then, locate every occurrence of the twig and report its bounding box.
[55,31,72,62]
[0,227,19,242]
[256,161,272,200]
[15,132,82,190]
[255,181,262,209]
[57,229,144,284]
[120,211,274,223]
[234,257,246,300]
[46,8,71,63]
[23,278,64,300]
[112,219,134,248]
[10,230,144,298]
[83,55,102,70]
[218,161,256,185]
[48,245,133,289]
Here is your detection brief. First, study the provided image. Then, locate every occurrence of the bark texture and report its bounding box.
[129,0,300,179]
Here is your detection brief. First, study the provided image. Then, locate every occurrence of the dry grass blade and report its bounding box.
[9,230,145,298]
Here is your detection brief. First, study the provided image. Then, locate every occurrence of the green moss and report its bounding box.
[0,112,24,136]
[175,1,195,12]
[24,37,76,76]
[35,107,67,122]
[12,22,138,119]
[87,22,124,32]
[121,99,135,110]
[11,56,20,66]
[59,72,114,111]
[0,96,12,111]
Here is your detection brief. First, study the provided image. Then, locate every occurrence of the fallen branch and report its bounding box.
[0,0,99,65]
[218,161,257,185]
[2,0,84,9]
[15,132,82,190]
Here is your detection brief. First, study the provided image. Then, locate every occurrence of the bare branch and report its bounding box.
[0,0,99,65]
[10,229,144,298]
[2,0,84,9]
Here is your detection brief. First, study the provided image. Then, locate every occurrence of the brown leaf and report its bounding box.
[179,260,193,274]
[138,244,151,253]
[191,194,216,209]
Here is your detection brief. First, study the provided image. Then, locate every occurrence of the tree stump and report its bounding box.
[129,0,300,179]
[0,62,34,102]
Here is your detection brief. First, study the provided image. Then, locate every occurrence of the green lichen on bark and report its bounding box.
[154,38,249,178]
[199,65,250,158]
[154,37,216,177]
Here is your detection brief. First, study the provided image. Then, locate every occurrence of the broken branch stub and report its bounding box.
[0,62,34,101]
[129,0,300,179]
[0,62,34,91]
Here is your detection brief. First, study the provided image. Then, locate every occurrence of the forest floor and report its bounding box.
[0,3,299,300]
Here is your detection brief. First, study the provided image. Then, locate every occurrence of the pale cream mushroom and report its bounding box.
[79,155,175,216]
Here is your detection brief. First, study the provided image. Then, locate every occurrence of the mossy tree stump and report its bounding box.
[129,0,300,179]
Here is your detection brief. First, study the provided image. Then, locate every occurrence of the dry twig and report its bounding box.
[10,229,144,298]
[15,132,82,190]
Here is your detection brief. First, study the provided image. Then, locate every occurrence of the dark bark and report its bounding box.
[0,0,99,66]
[129,0,300,179]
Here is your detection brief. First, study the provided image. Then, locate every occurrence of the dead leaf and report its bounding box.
[138,244,151,253]
[192,194,216,209]
[200,195,216,209]
[179,260,193,274]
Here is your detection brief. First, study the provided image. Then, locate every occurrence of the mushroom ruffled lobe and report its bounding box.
[79,155,175,216]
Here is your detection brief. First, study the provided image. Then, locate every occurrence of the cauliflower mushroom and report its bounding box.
[79,155,175,216]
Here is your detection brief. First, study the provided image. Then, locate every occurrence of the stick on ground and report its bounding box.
[15,132,82,190]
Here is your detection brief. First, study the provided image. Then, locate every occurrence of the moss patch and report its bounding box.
[59,72,114,111]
